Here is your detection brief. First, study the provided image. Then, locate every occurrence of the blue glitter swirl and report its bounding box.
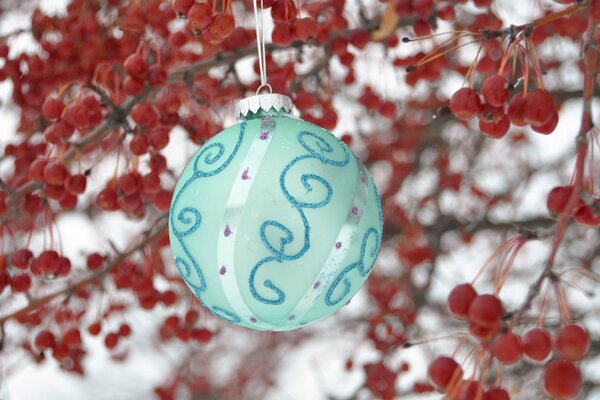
[193,123,245,177]
[325,227,380,306]
[249,129,350,305]
[169,122,246,298]
[211,306,242,323]
[175,207,202,237]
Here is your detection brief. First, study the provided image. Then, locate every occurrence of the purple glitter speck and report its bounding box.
[352,207,359,215]
[224,225,232,237]
[335,242,342,249]
[250,317,257,323]
[241,168,251,180]
[219,266,227,275]
[313,281,320,289]
[259,132,269,140]
[288,315,295,321]
[361,175,367,184]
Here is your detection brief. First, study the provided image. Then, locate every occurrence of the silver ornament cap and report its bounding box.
[235,93,294,120]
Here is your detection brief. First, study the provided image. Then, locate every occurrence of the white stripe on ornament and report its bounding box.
[284,157,370,327]
[217,118,275,329]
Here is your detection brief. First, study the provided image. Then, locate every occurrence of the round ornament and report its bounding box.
[168,93,383,331]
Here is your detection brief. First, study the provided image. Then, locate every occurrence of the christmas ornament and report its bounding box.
[168,0,383,331]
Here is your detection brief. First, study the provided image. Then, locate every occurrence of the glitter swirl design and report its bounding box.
[248,130,350,305]
[169,122,246,321]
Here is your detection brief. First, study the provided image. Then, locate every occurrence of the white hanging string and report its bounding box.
[253,0,272,94]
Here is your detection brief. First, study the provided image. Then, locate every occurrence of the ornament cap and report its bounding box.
[235,93,293,120]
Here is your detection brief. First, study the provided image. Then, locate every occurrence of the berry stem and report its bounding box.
[510,11,598,327]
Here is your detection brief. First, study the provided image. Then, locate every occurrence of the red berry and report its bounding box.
[88,322,102,336]
[192,328,213,343]
[161,290,178,305]
[479,114,510,139]
[468,320,502,340]
[65,174,87,194]
[272,22,293,46]
[185,310,199,325]
[547,185,574,214]
[34,330,56,351]
[481,75,508,107]
[413,19,432,37]
[64,328,82,349]
[450,88,482,120]
[448,283,477,320]
[209,13,235,40]
[153,189,172,211]
[141,173,161,195]
[24,194,44,214]
[87,253,104,271]
[123,54,148,77]
[271,0,298,22]
[104,332,119,349]
[523,90,555,126]
[574,202,600,228]
[484,387,510,400]
[12,249,33,269]
[149,128,169,150]
[522,328,552,361]
[118,323,132,337]
[428,356,462,391]
[43,162,68,186]
[531,109,558,134]
[543,360,581,399]
[150,154,167,173]
[97,188,119,211]
[555,324,590,361]
[172,0,194,18]
[123,76,145,96]
[488,332,523,365]
[56,257,71,276]
[29,159,48,182]
[131,102,158,126]
[129,134,150,155]
[45,184,66,200]
[468,294,503,327]
[292,17,318,41]
[11,273,31,292]
[350,29,369,49]
[507,93,526,126]
[117,173,140,195]
[59,193,77,210]
[187,3,213,34]
[156,92,181,115]
[42,97,65,120]
[148,65,167,86]
[34,250,60,275]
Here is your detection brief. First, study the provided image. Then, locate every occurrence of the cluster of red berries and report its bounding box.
[359,87,398,119]
[159,311,214,344]
[3,249,69,294]
[172,0,235,43]
[450,81,558,138]
[427,283,590,399]
[109,260,178,310]
[30,328,86,374]
[122,52,168,98]
[28,158,87,211]
[96,168,172,219]
[547,185,600,227]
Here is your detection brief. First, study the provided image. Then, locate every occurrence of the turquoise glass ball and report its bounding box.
[168,95,383,331]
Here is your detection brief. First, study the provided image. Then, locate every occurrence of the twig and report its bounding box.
[511,10,598,326]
